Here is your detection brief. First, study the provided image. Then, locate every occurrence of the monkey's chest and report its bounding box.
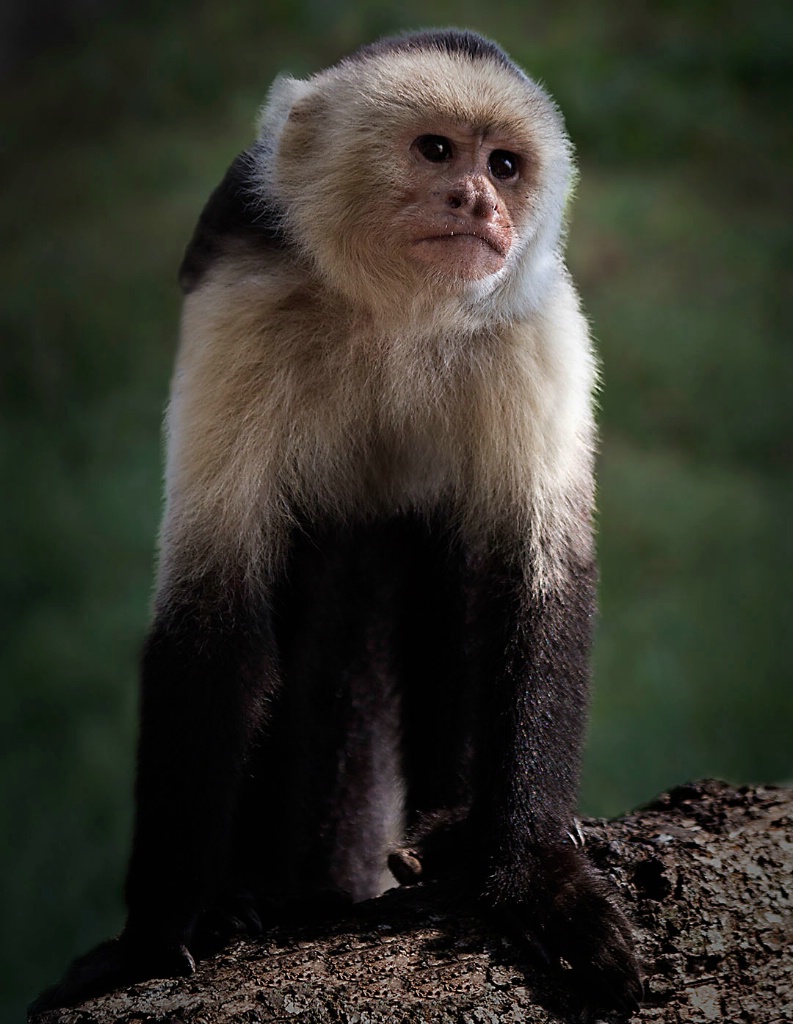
[361,424,458,511]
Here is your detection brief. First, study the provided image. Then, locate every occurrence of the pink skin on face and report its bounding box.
[403,127,519,281]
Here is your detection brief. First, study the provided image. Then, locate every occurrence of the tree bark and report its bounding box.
[30,780,793,1023]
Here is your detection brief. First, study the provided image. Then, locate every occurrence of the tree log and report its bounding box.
[30,780,793,1023]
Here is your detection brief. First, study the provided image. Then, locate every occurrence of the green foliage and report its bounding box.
[2,2,791,1019]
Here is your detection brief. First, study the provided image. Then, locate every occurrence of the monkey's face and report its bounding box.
[397,125,523,283]
[266,49,572,313]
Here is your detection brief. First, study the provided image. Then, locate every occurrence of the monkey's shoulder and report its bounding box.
[179,148,285,295]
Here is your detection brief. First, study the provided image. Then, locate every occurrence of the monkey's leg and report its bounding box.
[232,521,405,909]
[297,521,404,902]
[470,549,643,1011]
[387,520,475,885]
[397,520,472,818]
[123,573,278,971]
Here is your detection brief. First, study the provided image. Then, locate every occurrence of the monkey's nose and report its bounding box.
[445,181,498,219]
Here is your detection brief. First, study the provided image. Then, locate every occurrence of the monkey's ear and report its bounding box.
[257,75,326,138]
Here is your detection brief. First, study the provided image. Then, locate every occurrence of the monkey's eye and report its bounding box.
[488,150,520,180]
[414,135,453,163]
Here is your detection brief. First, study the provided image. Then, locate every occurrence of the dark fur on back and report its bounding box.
[178,151,284,294]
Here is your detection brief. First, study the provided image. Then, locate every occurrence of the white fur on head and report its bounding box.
[255,43,573,323]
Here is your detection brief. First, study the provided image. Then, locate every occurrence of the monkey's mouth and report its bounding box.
[412,230,508,258]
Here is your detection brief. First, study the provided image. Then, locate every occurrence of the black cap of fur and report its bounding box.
[346,29,522,77]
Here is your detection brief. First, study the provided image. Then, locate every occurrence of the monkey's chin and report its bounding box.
[410,236,507,282]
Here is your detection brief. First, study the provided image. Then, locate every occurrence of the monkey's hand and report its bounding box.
[489,844,644,1014]
[390,819,642,1012]
[28,933,195,1016]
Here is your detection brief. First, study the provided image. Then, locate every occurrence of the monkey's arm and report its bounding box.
[28,575,278,1013]
[480,547,594,871]
[123,575,277,961]
[478,547,643,1010]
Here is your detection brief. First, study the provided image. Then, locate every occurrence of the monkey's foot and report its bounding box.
[490,846,644,1013]
[204,885,355,936]
[388,807,473,885]
[28,935,195,1016]
[388,846,424,884]
[193,891,263,954]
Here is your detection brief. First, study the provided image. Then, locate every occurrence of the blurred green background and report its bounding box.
[2,0,791,1019]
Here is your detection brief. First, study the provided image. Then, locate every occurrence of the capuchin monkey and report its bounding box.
[31,29,642,1016]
